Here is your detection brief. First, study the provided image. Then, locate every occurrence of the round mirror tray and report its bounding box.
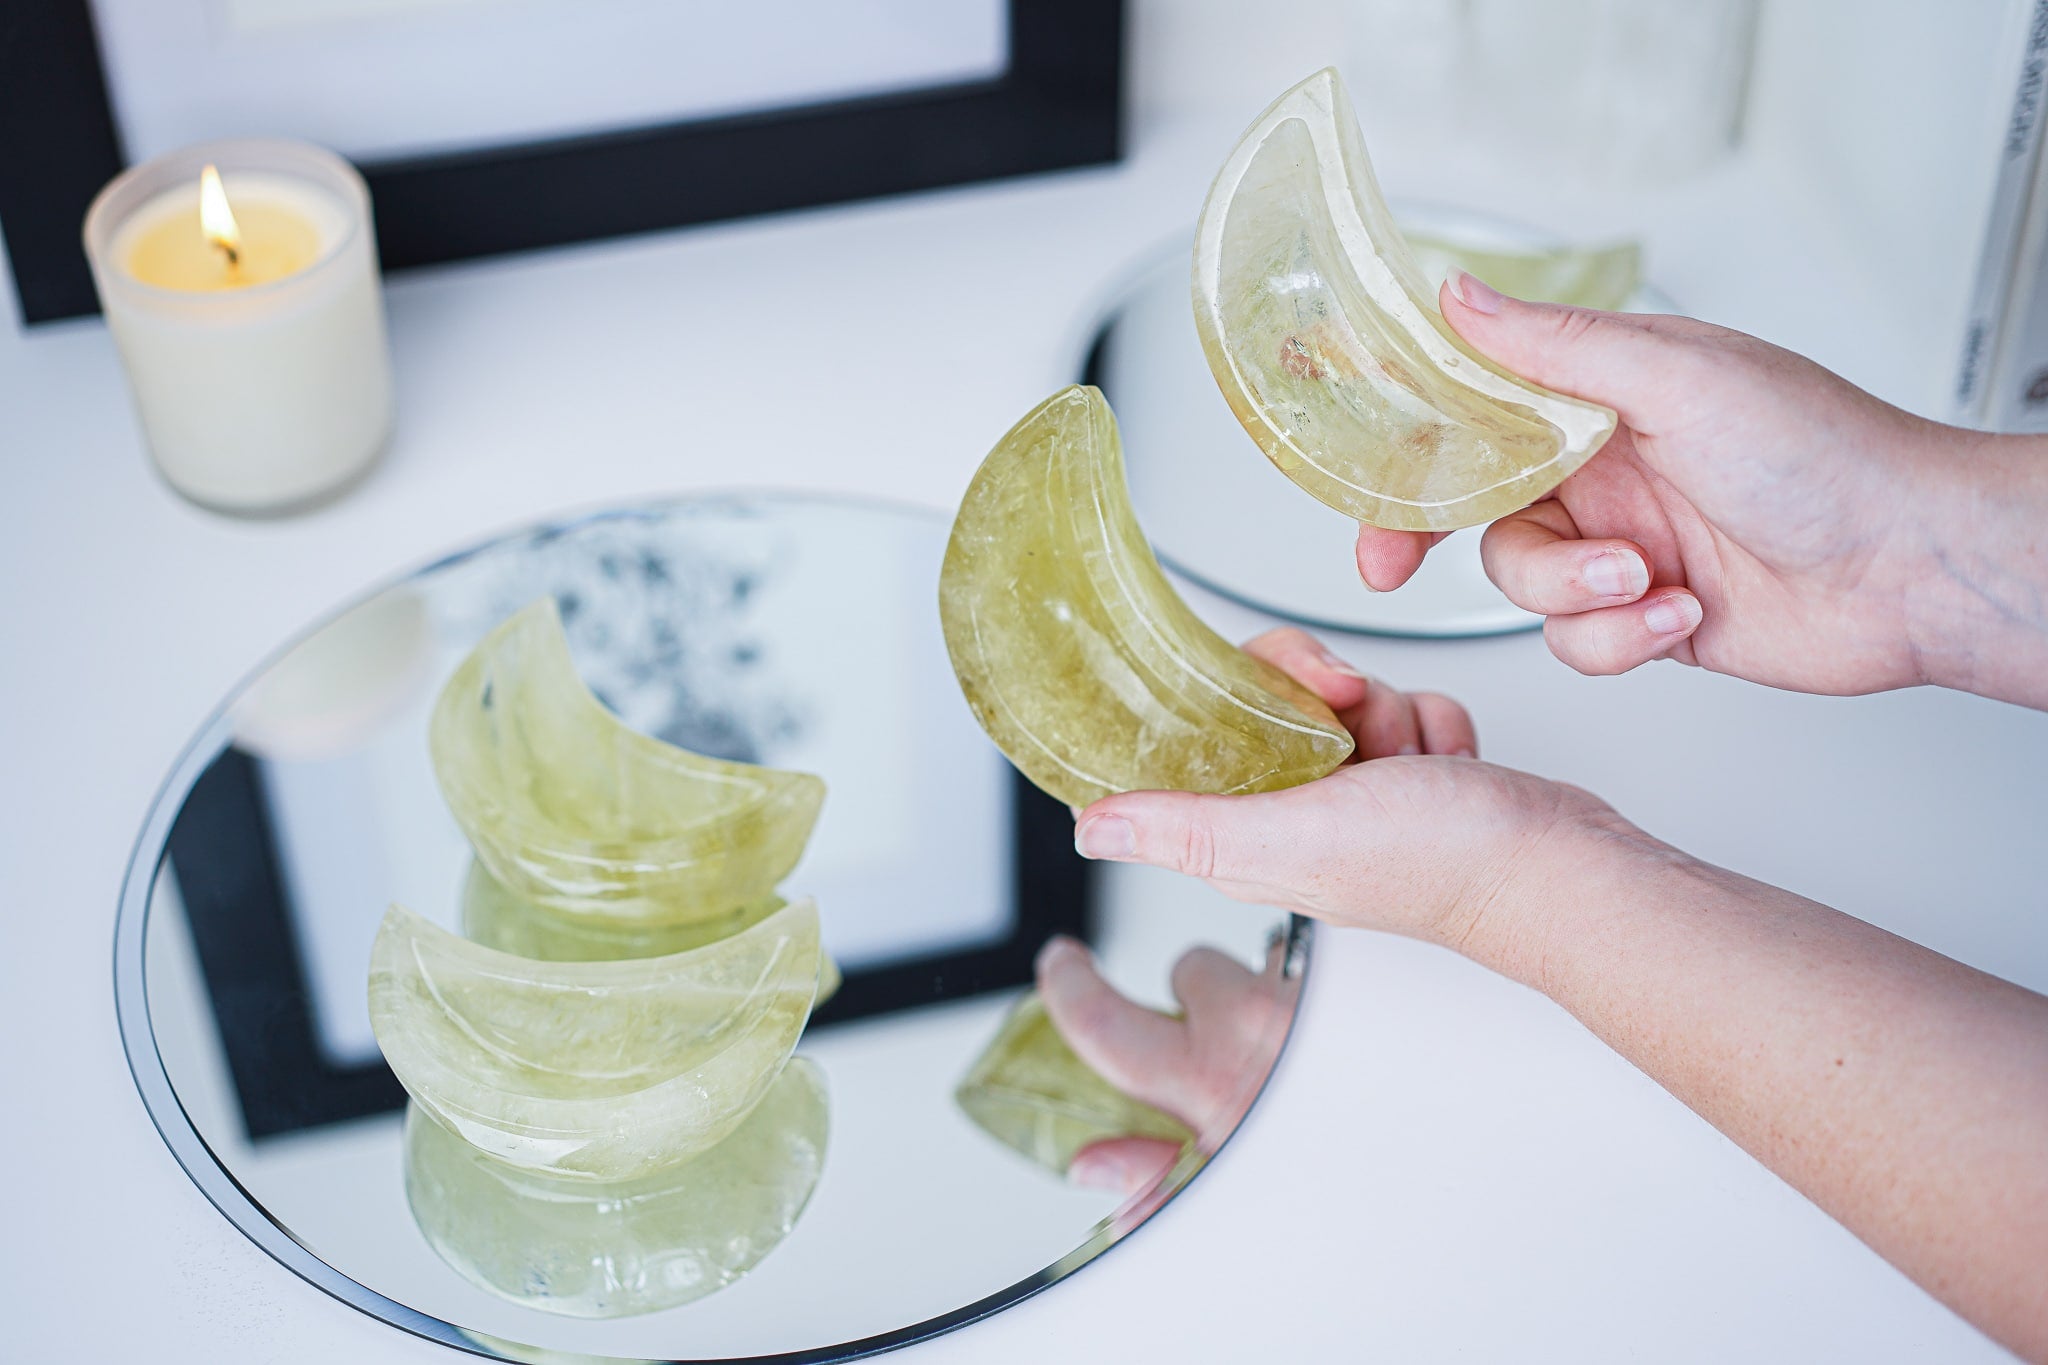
[115,494,1308,1363]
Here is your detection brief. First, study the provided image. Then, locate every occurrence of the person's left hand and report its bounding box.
[1069,628,1631,983]
[1035,933,1298,1195]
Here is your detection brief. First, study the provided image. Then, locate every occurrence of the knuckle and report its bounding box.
[1547,304,1607,346]
[1176,816,1224,881]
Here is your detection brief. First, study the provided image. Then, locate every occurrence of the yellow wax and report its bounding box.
[125,200,321,292]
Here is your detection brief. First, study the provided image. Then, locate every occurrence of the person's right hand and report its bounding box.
[1355,273,1989,695]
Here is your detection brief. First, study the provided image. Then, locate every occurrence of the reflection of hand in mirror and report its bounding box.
[1036,934,1297,1196]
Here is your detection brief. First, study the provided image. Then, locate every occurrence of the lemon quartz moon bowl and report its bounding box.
[404,1057,829,1318]
[460,856,789,963]
[938,385,1353,809]
[1193,67,1618,532]
[368,899,821,1181]
[460,858,843,1002]
[430,598,825,923]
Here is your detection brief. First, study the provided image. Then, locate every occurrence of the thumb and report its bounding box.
[1074,787,1319,894]
[1439,272,1699,431]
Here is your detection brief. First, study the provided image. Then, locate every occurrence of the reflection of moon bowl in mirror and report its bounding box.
[955,992,1192,1176]
[116,495,1311,1362]
[404,1059,830,1319]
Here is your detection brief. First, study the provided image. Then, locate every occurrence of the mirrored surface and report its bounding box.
[118,495,1307,1362]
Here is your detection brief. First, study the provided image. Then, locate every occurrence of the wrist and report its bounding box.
[1898,429,2048,707]
[1446,804,1690,994]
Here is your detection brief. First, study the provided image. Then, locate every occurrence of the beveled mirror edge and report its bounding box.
[110,491,1318,1364]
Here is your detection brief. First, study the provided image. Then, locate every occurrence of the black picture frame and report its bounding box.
[0,0,1123,326]
[165,745,1093,1143]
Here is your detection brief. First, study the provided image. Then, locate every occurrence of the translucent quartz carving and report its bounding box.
[404,1058,828,1318]
[1403,232,1641,313]
[939,385,1354,808]
[955,993,1192,1176]
[462,858,842,1001]
[1193,68,1619,532]
[462,857,787,962]
[431,598,825,922]
[368,900,820,1181]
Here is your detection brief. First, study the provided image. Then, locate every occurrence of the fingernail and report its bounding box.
[1397,744,1420,756]
[1584,548,1649,598]
[1452,745,1476,759]
[1451,271,1504,315]
[1644,593,1702,636]
[1314,643,1365,679]
[1075,814,1136,860]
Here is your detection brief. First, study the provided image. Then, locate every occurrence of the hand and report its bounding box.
[1036,933,1297,1196]
[1073,628,1620,957]
[1355,273,1985,695]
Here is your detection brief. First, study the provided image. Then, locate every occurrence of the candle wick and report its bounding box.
[220,241,241,269]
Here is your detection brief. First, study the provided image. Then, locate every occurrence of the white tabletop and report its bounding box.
[4,98,2044,1363]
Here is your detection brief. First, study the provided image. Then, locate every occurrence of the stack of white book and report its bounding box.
[1958,0,2048,431]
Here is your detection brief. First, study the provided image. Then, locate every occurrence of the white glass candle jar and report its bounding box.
[83,138,394,515]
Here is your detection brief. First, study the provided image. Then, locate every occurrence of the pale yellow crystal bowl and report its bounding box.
[1193,67,1619,532]
[460,856,789,963]
[368,899,821,1182]
[939,385,1354,809]
[430,598,825,923]
[404,1057,828,1318]
[460,857,843,1001]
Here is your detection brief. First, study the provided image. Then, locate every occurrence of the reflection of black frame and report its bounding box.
[0,0,1123,324]
[166,745,1091,1142]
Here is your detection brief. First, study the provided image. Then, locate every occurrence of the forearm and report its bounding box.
[1905,429,2048,711]
[1473,824,2048,1361]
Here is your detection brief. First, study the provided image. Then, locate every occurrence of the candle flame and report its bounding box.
[199,164,242,268]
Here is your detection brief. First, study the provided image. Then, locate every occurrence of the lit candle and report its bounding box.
[83,139,394,515]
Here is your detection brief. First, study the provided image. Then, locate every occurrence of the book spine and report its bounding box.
[1955,0,2048,422]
